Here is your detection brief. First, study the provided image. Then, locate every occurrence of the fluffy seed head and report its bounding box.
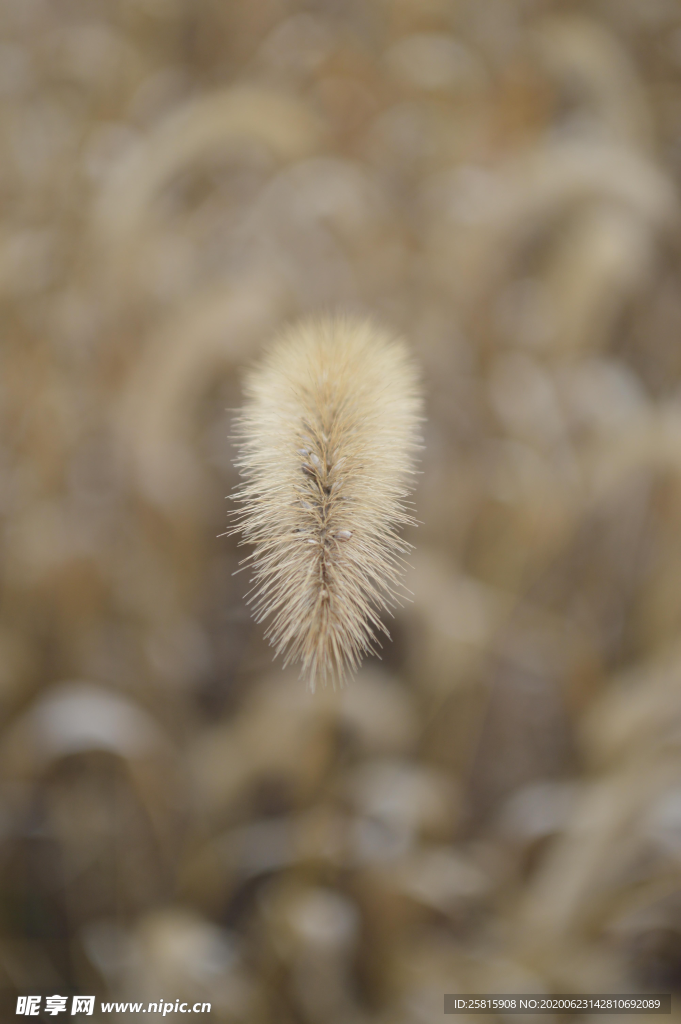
[230,316,422,690]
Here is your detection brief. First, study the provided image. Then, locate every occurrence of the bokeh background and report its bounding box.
[2,0,681,1020]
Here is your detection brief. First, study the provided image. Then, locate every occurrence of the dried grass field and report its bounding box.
[1,0,681,1020]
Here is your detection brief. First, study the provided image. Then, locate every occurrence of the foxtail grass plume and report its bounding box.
[231,317,422,690]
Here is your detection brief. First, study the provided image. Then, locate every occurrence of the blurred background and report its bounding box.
[1,0,681,1020]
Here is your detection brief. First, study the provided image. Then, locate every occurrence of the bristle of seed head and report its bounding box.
[229,315,423,691]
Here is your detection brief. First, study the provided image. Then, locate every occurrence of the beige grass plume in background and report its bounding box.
[231,317,423,690]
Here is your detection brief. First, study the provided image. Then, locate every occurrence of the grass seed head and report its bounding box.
[230,316,423,691]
